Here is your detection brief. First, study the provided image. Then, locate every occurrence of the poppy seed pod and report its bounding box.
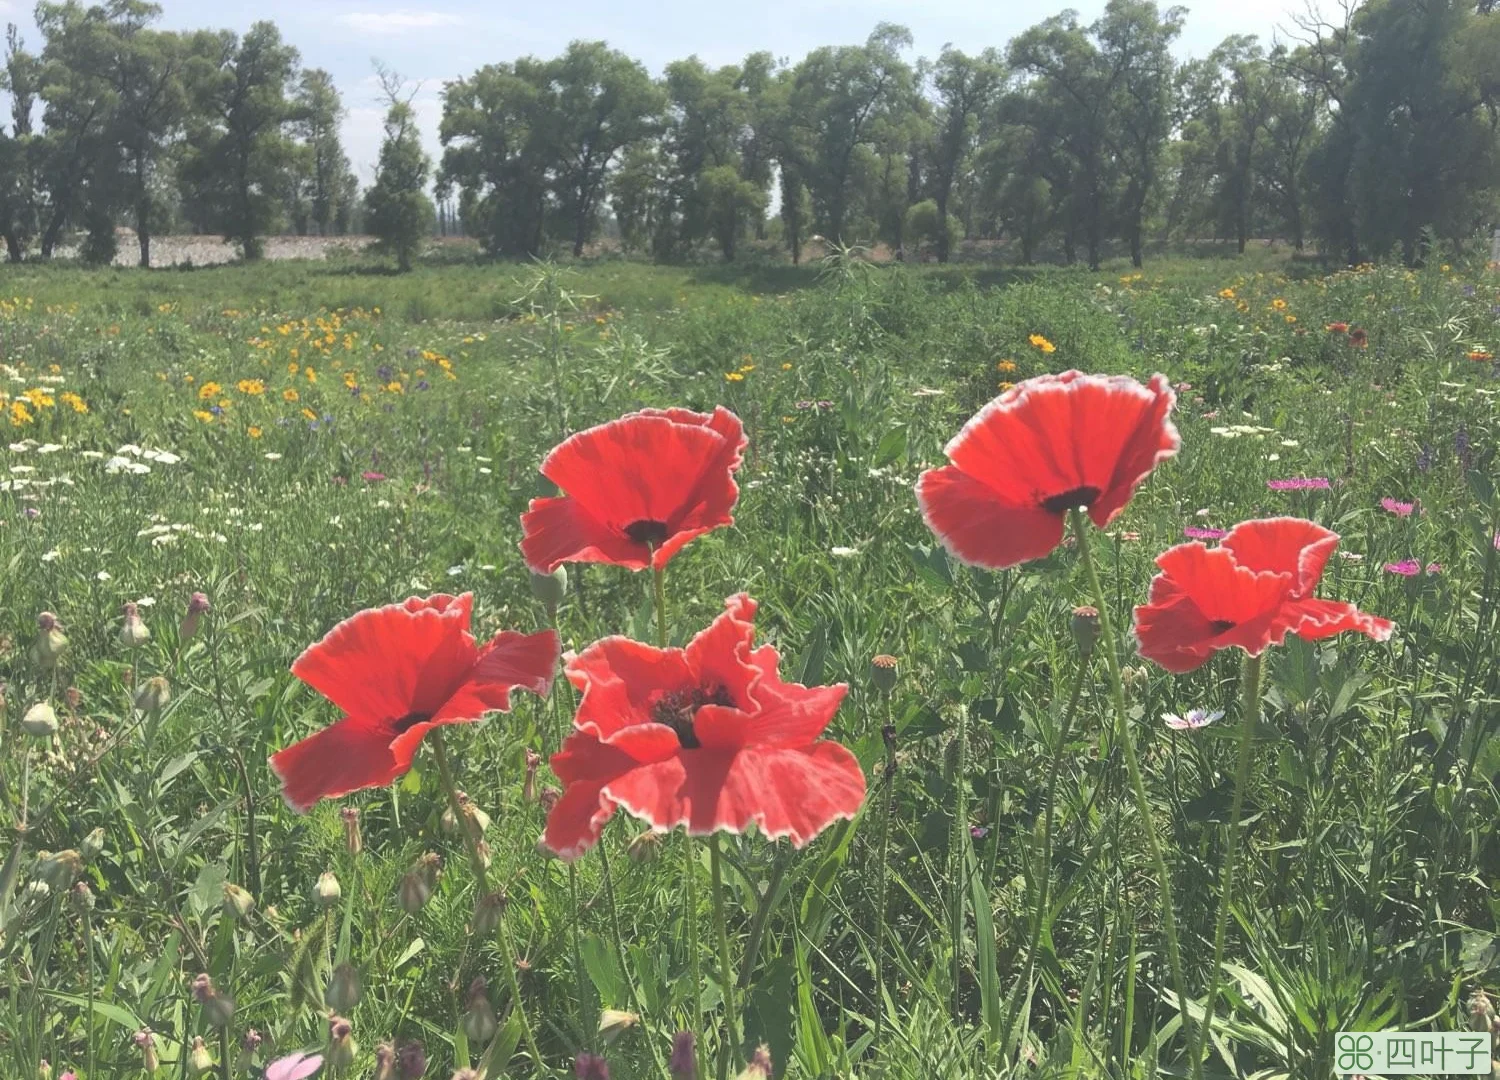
[327,961,363,1012]
[523,747,542,803]
[374,1042,397,1080]
[222,882,254,920]
[473,890,507,936]
[1070,606,1100,659]
[187,1036,214,1077]
[398,870,431,913]
[462,978,497,1045]
[314,871,341,907]
[669,1031,697,1079]
[22,701,58,738]
[119,603,151,649]
[70,881,94,913]
[870,654,899,695]
[530,566,567,619]
[626,831,661,864]
[81,828,105,860]
[34,612,68,670]
[134,676,171,713]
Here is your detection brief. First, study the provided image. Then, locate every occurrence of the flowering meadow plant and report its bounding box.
[0,257,1492,1080]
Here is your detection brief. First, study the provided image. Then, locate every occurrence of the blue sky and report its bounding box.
[0,0,1311,185]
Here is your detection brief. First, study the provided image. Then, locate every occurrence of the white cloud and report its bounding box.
[337,10,463,35]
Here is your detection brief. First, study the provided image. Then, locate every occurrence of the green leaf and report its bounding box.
[579,933,626,1007]
[797,621,828,687]
[186,862,227,918]
[393,937,426,969]
[873,424,907,467]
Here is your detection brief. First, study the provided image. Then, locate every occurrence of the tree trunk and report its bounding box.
[1130,219,1143,269]
[4,233,20,262]
[936,196,950,264]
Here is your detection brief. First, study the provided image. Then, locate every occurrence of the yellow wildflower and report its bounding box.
[998,381,1015,390]
[9,401,32,425]
[1028,334,1056,354]
[781,362,793,371]
[725,372,745,382]
[302,408,318,421]
[385,381,403,394]
[247,426,262,439]
[996,360,1017,373]
[283,388,299,402]
[237,379,265,396]
[1218,287,1236,299]
[60,392,87,413]
[193,410,214,423]
[1271,298,1287,310]
[198,382,222,400]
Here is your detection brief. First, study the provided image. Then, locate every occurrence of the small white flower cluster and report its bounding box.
[1209,424,1275,439]
[137,522,228,546]
[105,444,183,474]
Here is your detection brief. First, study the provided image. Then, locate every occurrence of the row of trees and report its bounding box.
[0,0,363,264]
[438,0,1500,267]
[1,0,1497,267]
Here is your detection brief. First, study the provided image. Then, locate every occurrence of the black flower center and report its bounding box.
[1209,620,1236,635]
[392,711,432,734]
[651,685,736,749]
[623,519,671,547]
[1039,485,1102,515]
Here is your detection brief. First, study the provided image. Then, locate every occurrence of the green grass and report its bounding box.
[0,249,1497,1080]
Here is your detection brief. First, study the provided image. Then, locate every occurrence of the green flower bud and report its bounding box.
[21,701,58,738]
[314,871,341,907]
[473,890,507,936]
[398,870,431,913]
[134,676,171,713]
[222,882,254,920]
[70,880,94,913]
[81,828,106,860]
[187,1036,214,1077]
[530,566,567,619]
[463,978,497,1045]
[33,612,68,670]
[327,961,363,1013]
[119,603,150,649]
[36,849,82,891]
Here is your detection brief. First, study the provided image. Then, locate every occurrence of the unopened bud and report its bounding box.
[187,1036,214,1077]
[34,612,68,669]
[870,654,899,695]
[327,961,363,1012]
[37,1060,51,1080]
[22,701,58,737]
[523,748,541,802]
[627,830,661,864]
[474,839,493,872]
[452,1070,481,1080]
[181,592,211,641]
[375,1042,397,1080]
[341,806,362,856]
[327,1016,357,1071]
[398,870,431,913]
[120,603,151,649]
[538,786,561,812]
[598,1009,639,1044]
[735,1045,773,1080]
[530,566,567,618]
[575,1053,610,1080]
[397,1040,427,1079]
[669,1031,697,1079]
[1469,987,1495,1030]
[234,1030,262,1074]
[462,978,497,1045]
[314,871,341,907]
[134,1029,159,1073]
[70,881,94,913]
[473,890,507,936]
[36,850,82,891]
[81,828,105,860]
[222,882,254,920]
[134,676,171,712]
[1070,606,1100,658]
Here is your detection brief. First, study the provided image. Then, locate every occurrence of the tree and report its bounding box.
[179,21,298,259]
[927,46,1002,261]
[365,63,433,272]
[0,25,43,261]
[289,68,354,236]
[548,41,663,257]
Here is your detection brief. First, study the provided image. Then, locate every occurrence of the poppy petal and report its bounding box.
[268,714,407,812]
[1088,373,1181,527]
[682,594,762,712]
[916,464,1067,568]
[543,731,670,858]
[291,595,478,723]
[566,636,697,740]
[1219,517,1340,597]
[1150,542,1292,624]
[1274,598,1395,646]
[441,628,560,717]
[603,744,866,847]
[520,494,655,574]
[694,652,847,751]
[265,1053,325,1080]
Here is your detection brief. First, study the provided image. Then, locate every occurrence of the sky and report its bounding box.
[0,0,1318,187]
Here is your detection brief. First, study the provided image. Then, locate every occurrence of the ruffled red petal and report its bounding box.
[520,408,746,573]
[290,594,478,723]
[915,465,1067,569]
[428,628,560,724]
[1219,517,1340,598]
[269,715,415,812]
[917,371,1177,568]
[1271,598,1395,647]
[693,642,847,752]
[567,636,697,739]
[542,741,866,860]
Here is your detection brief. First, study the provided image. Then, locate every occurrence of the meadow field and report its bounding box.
[0,248,1497,1080]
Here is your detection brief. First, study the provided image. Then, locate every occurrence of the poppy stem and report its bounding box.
[1067,509,1191,1055]
[1191,650,1264,1080]
[428,729,544,1073]
[1004,646,1090,1058]
[652,561,668,649]
[682,835,705,1079]
[871,694,896,1042]
[597,837,670,1077]
[709,834,738,1079]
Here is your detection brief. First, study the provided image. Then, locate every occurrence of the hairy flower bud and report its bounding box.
[327,962,363,1013]
[473,890,507,936]
[1469,987,1495,1031]
[22,701,58,738]
[134,1029,159,1073]
[34,612,68,670]
[327,1016,357,1071]
[575,1053,610,1080]
[598,1009,639,1044]
[36,850,82,891]
[869,654,899,696]
[70,881,94,913]
[340,806,362,856]
[669,1031,697,1079]
[314,871,341,907]
[735,1045,773,1080]
[187,1036,214,1077]
[81,828,106,860]
[397,1041,427,1079]
[222,882,254,920]
[523,748,542,803]
[398,870,431,913]
[119,602,151,649]
[374,1042,397,1080]
[463,977,497,1044]
[134,676,171,713]
[530,566,567,620]
[180,592,211,642]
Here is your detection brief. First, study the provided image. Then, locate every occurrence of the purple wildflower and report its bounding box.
[970,825,990,840]
[362,471,386,482]
[23,506,39,520]
[1416,444,1434,473]
[1380,497,1416,517]
[576,1053,610,1080]
[1384,559,1420,576]
[1267,477,1331,491]
[415,380,430,391]
[377,364,394,382]
[1163,708,1223,731]
[1456,426,1474,470]
[669,1032,696,1079]
[1183,526,1227,540]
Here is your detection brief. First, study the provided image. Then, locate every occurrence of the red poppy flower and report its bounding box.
[1133,517,1393,673]
[541,594,865,860]
[520,407,747,574]
[1325,322,1349,334]
[269,594,559,811]
[1348,327,1368,348]
[915,371,1179,569]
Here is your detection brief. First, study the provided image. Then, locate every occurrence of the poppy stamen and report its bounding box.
[651,685,735,749]
[1208,620,1236,635]
[392,711,432,733]
[1040,485,1102,515]
[623,519,671,547]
